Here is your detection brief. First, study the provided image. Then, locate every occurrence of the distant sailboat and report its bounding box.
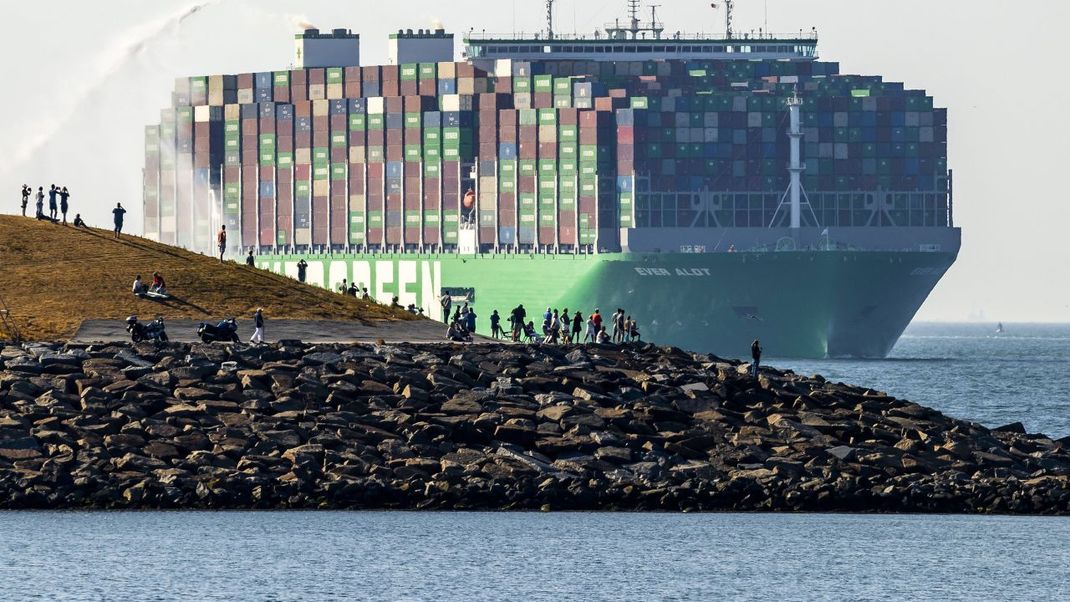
[996,322,1004,334]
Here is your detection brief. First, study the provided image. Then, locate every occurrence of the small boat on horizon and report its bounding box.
[996,322,1004,334]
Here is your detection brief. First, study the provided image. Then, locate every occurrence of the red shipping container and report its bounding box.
[308,68,326,85]
[400,81,418,96]
[274,86,290,104]
[617,127,634,144]
[242,120,258,135]
[295,101,312,118]
[237,73,254,89]
[313,116,328,132]
[559,108,579,126]
[381,65,399,81]
[386,97,404,113]
[419,80,436,96]
[423,180,440,210]
[296,131,311,147]
[533,93,553,109]
[311,201,329,244]
[330,196,347,244]
[331,147,347,163]
[381,80,400,97]
[295,164,311,179]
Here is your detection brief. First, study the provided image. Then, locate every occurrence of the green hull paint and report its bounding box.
[256,250,956,358]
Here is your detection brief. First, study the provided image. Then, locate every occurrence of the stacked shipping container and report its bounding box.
[144,57,949,255]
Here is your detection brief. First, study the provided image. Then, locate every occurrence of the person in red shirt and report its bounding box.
[591,308,603,334]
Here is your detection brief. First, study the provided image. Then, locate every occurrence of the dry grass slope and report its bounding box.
[0,216,414,341]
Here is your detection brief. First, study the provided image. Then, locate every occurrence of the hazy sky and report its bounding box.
[1,0,1067,322]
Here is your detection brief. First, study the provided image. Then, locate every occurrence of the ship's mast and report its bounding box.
[713,0,735,39]
[546,0,555,39]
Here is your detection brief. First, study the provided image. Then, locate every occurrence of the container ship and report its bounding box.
[141,2,960,358]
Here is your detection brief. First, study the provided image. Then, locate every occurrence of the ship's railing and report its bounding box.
[464,30,818,43]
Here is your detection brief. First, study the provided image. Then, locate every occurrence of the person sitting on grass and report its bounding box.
[150,272,168,296]
[73,214,88,228]
[132,275,145,296]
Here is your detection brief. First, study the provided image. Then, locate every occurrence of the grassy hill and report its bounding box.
[0,215,413,341]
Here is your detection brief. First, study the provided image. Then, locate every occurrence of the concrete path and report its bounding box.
[74,319,496,345]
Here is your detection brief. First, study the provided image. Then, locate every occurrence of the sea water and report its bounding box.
[774,322,1070,439]
[0,511,1067,600]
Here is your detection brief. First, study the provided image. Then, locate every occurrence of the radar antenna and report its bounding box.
[711,0,735,39]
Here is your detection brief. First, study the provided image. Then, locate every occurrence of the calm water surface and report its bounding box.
[775,322,1070,438]
[0,511,1068,601]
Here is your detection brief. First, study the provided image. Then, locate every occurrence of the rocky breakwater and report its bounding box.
[1,340,1069,513]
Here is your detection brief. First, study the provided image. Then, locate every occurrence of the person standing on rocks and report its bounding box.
[751,339,763,376]
[561,309,572,344]
[112,203,127,238]
[59,187,70,224]
[250,308,265,345]
[613,309,627,343]
[20,185,29,216]
[296,259,309,283]
[490,310,502,339]
[591,308,603,336]
[572,311,584,344]
[584,313,597,343]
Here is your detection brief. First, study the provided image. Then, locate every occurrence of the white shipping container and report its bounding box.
[237,89,254,104]
[780,75,799,84]
[367,97,385,114]
[495,59,513,78]
[194,105,212,122]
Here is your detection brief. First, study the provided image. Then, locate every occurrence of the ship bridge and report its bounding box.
[464,31,818,63]
[464,1,817,63]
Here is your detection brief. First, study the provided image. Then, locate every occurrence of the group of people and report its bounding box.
[131,272,169,297]
[446,303,478,342]
[491,304,640,346]
[21,184,90,228]
[337,278,372,300]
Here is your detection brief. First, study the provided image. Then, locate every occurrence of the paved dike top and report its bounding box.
[0,340,1067,513]
[74,319,485,345]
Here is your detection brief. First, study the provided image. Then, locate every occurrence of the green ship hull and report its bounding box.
[254,250,956,358]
